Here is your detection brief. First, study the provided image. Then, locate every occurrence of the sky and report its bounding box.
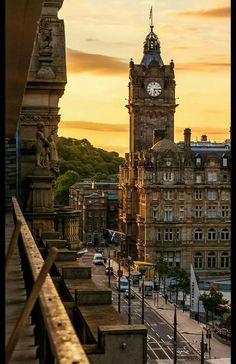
[58,0,230,156]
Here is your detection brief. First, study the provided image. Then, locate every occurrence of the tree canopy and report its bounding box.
[54,137,124,204]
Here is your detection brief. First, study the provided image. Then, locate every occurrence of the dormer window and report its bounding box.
[195,154,202,167]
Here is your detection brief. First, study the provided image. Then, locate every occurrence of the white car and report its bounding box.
[92,253,104,265]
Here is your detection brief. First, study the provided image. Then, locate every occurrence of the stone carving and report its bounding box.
[35,122,59,172]
[48,128,59,173]
[38,18,53,57]
[20,113,60,124]
[36,122,51,167]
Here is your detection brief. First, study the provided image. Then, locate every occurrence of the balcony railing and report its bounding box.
[8,197,89,364]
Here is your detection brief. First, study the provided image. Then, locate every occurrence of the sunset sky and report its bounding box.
[58,0,230,156]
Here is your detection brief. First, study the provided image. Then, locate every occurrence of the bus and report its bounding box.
[116,276,129,292]
[139,280,154,297]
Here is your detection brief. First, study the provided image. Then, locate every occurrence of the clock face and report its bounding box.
[146,82,162,97]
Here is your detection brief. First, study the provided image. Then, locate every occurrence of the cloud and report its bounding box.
[66,48,128,75]
[176,7,230,18]
[60,120,128,133]
[176,58,230,72]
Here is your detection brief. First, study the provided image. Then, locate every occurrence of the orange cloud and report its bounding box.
[66,48,127,75]
[177,7,230,18]
[60,120,128,132]
[176,57,230,72]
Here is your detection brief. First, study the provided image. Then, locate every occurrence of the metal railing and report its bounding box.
[6,197,90,364]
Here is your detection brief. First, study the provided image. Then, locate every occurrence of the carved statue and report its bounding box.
[48,129,59,173]
[38,18,53,57]
[36,122,51,167]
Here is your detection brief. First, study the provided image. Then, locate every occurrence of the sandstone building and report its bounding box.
[69,180,119,245]
[118,22,231,280]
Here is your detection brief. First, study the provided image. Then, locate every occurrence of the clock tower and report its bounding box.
[128,21,178,154]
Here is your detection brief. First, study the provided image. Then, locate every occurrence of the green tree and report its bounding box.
[199,287,229,326]
[155,256,170,294]
[169,267,190,305]
[54,170,80,205]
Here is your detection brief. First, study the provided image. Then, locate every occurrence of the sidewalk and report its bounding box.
[110,257,231,363]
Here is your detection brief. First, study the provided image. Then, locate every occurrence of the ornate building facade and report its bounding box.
[119,22,231,279]
[69,180,119,245]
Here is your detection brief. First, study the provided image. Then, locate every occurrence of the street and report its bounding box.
[80,250,200,363]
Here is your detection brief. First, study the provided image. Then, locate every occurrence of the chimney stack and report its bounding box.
[184,128,191,147]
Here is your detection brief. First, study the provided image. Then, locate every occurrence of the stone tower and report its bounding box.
[128,22,178,155]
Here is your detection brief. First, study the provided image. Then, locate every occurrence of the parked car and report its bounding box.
[123,289,135,299]
[105,267,113,275]
[92,253,104,265]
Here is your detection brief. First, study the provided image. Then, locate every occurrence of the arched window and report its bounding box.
[208,228,216,240]
[194,228,203,240]
[220,252,230,268]
[194,252,203,269]
[220,228,230,240]
[207,252,216,268]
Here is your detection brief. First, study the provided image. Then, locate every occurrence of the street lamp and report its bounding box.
[128,256,132,324]
[173,304,177,364]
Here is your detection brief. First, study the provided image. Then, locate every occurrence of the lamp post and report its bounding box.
[141,278,145,324]
[201,330,205,364]
[128,256,132,324]
[173,304,177,364]
[118,255,121,312]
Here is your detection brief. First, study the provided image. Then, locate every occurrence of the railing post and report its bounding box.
[5,220,22,274]
[6,247,58,364]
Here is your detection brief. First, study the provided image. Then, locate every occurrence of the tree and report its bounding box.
[155,256,170,294]
[54,170,80,205]
[169,267,190,305]
[199,287,229,326]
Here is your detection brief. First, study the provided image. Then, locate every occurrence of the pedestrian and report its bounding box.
[164,293,168,304]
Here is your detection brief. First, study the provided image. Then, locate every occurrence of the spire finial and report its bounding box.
[149,6,153,30]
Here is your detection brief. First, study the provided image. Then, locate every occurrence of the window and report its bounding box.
[220,228,230,240]
[221,191,230,200]
[175,253,181,267]
[195,190,203,200]
[164,228,173,241]
[179,191,185,200]
[196,175,202,184]
[195,156,202,167]
[153,192,158,200]
[194,252,203,269]
[207,190,217,200]
[164,190,174,200]
[208,206,217,218]
[153,207,158,220]
[208,172,217,182]
[163,172,174,181]
[208,228,216,240]
[207,252,216,268]
[164,206,173,222]
[176,228,180,241]
[194,228,203,240]
[220,252,230,268]
[195,206,203,217]
[222,154,228,167]
[163,252,174,267]
[157,228,161,241]
[221,206,230,218]
[179,206,185,219]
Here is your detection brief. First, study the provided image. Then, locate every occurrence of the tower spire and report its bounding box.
[149,6,153,31]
